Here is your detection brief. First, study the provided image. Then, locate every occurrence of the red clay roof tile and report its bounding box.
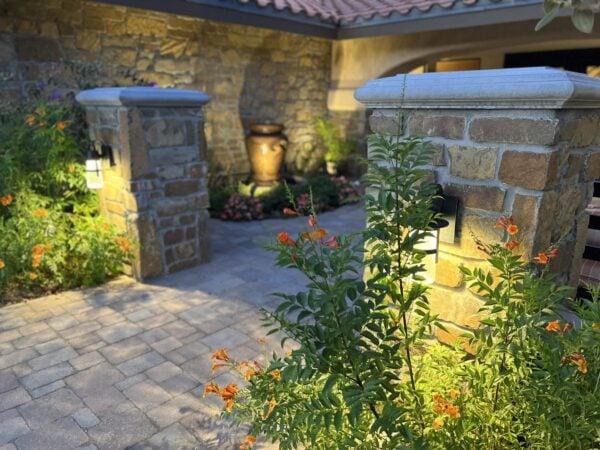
[235,0,474,21]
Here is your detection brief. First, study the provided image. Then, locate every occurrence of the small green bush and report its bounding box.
[314,116,354,163]
[0,85,132,302]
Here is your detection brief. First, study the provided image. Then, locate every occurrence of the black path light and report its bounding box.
[85,142,114,190]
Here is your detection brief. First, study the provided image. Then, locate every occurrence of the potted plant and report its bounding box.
[314,116,353,176]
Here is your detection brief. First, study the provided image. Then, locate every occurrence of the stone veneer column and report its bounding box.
[76,87,211,280]
[356,67,600,344]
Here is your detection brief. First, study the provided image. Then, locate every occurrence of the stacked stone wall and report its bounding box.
[0,0,332,175]
[370,108,600,344]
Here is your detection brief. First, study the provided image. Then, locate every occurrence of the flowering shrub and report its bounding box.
[0,84,132,301]
[201,132,600,449]
[219,194,265,221]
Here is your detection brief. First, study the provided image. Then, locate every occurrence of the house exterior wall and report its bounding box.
[0,0,332,176]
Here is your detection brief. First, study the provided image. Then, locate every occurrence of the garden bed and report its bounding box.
[209,174,362,221]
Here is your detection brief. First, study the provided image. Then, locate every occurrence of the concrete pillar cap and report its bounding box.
[355,67,600,110]
[76,87,211,107]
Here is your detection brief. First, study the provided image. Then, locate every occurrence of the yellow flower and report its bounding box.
[25,114,36,126]
[32,208,49,218]
[432,417,444,430]
[56,121,67,130]
[28,272,38,281]
[34,107,46,117]
[270,369,281,381]
[449,389,460,400]
[0,259,5,269]
[39,120,48,127]
[1,194,13,206]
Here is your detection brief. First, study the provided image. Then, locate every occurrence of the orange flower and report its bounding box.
[534,252,549,264]
[256,337,266,345]
[220,384,238,401]
[495,216,512,229]
[39,120,48,127]
[32,255,42,269]
[28,272,38,281]
[34,107,46,117]
[282,208,298,216]
[211,362,226,372]
[308,214,317,228]
[545,320,571,334]
[67,164,77,173]
[32,244,47,256]
[506,224,519,235]
[270,369,281,381]
[445,404,460,418]
[0,259,4,270]
[114,236,131,253]
[449,389,460,400]
[432,417,444,430]
[277,232,297,247]
[225,399,235,412]
[55,121,67,130]
[571,353,588,374]
[324,236,339,249]
[244,436,257,445]
[240,445,248,450]
[212,348,230,362]
[302,228,328,242]
[262,398,277,419]
[25,114,36,126]
[546,320,562,333]
[504,240,519,250]
[432,394,445,403]
[32,208,48,218]
[239,361,259,380]
[203,382,220,397]
[0,194,13,206]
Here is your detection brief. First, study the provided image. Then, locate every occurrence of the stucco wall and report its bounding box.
[329,18,600,113]
[0,0,332,176]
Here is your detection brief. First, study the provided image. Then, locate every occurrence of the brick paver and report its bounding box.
[0,204,365,449]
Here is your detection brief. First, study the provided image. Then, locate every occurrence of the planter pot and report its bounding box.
[245,123,287,186]
[326,161,339,176]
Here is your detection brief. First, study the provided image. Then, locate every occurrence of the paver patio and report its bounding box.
[0,203,365,450]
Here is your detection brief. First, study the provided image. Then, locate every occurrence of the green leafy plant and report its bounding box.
[536,0,596,33]
[0,82,132,302]
[314,116,354,163]
[201,130,600,449]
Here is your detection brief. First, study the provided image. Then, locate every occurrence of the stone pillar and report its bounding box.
[356,67,600,344]
[76,87,211,280]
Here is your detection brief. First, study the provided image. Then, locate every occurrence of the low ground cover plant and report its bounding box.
[210,175,362,221]
[203,133,600,449]
[0,83,132,302]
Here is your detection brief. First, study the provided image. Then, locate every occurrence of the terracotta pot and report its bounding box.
[245,123,287,186]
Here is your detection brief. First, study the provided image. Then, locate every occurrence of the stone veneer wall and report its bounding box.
[0,0,332,175]
[359,68,600,346]
[77,87,211,280]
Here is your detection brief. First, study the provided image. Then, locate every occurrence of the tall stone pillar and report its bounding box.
[76,87,211,280]
[356,67,600,343]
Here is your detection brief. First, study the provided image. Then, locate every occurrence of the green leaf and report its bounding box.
[572,8,594,33]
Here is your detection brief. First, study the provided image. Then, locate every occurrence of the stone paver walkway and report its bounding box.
[0,203,365,450]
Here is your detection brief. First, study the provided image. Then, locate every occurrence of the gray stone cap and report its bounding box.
[76,87,211,107]
[354,67,600,109]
